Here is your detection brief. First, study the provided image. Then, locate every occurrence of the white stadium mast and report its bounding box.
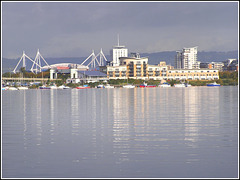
[13,51,41,74]
[13,49,50,74]
[81,49,108,68]
[31,49,51,73]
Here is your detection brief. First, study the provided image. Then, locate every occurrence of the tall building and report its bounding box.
[110,35,128,66]
[175,51,182,69]
[175,46,198,69]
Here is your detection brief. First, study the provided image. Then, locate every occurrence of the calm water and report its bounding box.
[2,86,238,178]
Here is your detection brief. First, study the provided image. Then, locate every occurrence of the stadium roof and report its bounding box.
[42,63,88,69]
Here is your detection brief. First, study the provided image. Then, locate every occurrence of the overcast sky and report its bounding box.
[2,1,239,58]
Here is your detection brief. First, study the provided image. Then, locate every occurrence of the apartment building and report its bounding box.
[167,69,219,80]
[107,53,166,80]
[175,46,200,69]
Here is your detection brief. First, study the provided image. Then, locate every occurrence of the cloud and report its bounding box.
[2,2,238,58]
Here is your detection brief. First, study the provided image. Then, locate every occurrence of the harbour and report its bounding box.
[2,2,238,179]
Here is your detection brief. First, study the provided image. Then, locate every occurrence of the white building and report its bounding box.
[49,63,89,79]
[175,46,199,69]
[110,36,128,66]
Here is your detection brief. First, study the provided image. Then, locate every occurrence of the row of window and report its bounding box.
[169,70,217,73]
[168,74,218,77]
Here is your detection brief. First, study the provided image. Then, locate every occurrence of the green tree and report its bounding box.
[20,67,26,74]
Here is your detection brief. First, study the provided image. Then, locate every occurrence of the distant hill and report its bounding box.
[2,50,238,73]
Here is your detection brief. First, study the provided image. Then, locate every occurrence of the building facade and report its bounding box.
[49,63,89,79]
[107,53,171,80]
[175,46,199,69]
[200,62,224,71]
[167,69,219,80]
[66,70,108,84]
[109,37,128,66]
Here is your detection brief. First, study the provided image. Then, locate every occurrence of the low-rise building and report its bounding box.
[49,63,89,79]
[167,69,219,80]
[66,70,108,84]
[200,62,224,71]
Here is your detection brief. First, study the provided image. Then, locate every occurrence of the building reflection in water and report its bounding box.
[183,88,200,145]
[111,88,160,165]
[110,87,222,166]
[112,88,132,164]
[49,90,55,144]
[71,89,80,136]
[183,87,220,146]
[36,90,42,146]
[22,90,27,150]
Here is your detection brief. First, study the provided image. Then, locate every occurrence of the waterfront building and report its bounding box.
[167,69,219,80]
[200,62,224,71]
[49,63,89,79]
[109,35,128,66]
[66,70,108,84]
[107,53,173,80]
[175,46,200,69]
[158,61,169,78]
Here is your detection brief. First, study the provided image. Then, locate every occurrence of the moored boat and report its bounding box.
[104,84,114,88]
[139,82,147,88]
[140,82,156,88]
[18,86,29,90]
[123,84,135,88]
[185,83,191,87]
[8,87,18,90]
[147,85,156,87]
[2,86,9,90]
[159,82,171,88]
[39,85,51,89]
[174,83,186,87]
[207,82,221,86]
[76,85,90,89]
[97,84,105,88]
[58,85,70,89]
[49,85,58,89]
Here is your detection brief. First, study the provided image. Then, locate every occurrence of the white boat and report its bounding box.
[58,85,70,89]
[185,83,192,87]
[8,87,18,90]
[104,84,114,88]
[49,85,58,89]
[18,86,28,90]
[159,82,171,88]
[39,85,51,89]
[123,84,135,88]
[174,83,186,87]
[97,84,105,88]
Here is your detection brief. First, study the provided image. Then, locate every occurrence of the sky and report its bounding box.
[2,1,239,59]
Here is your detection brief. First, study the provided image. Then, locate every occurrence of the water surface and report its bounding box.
[2,86,238,178]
